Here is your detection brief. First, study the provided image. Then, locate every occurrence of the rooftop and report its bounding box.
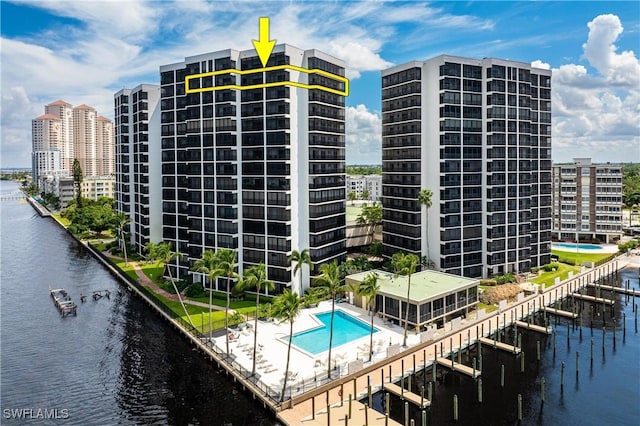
[35,113,60,121]
[47,99,72,106]
[346,269,478,304]
[74,104,95,110]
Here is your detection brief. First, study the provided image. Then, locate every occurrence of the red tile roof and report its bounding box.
[73,104,95,110]
[97,116,111,122]
[34,113,61,121]
[47,100,72,107]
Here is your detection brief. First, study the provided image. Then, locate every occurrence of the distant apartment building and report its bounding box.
[44,100,74,172]
[114,84,162,254]
[32,101,114,194]
[382,55,552,278]
[347,174,382,201]
[39,175,75,207]
[158,44,346,294]
[31,113,63,183]
[81,176,116,200]
[552,158,623,243]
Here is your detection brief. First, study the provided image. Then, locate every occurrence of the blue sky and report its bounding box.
[1,0,639,167]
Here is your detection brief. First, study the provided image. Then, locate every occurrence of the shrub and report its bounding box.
[543,262,561,272]
[619,240,639,253]
[479,284,522,305]
[495,273,516,284]
[480,279,497,286]
[531,267,540,274]
[229,311,245,327]
[184,283,205,298]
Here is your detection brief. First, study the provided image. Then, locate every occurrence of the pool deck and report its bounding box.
[215,302,410,399]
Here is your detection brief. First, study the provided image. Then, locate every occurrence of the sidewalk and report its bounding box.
[103,252,228,311]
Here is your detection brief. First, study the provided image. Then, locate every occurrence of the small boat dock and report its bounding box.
[50,287,77,317]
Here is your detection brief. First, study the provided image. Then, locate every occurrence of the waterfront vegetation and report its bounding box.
[551,249,614,265]
[532,262,580,288]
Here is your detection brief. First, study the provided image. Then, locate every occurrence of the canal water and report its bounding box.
[0,181,279,425]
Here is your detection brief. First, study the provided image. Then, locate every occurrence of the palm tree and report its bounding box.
[192,250,222,342]
[144,241,158,264]
[314,260,347,378]
[392,252,420,347]
[354,272,380,362]
[418,189,433,269]
[214,248,239,356]
[288,248,312,296]
[155,242,196,330]
[114,212,131,265]
[273,289,301,402]
[239,263,274,376]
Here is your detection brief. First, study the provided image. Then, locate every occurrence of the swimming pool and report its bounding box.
[289,310,379,355]
[552,242,603,251]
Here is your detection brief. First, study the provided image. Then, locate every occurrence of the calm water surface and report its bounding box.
[0,181,279,425]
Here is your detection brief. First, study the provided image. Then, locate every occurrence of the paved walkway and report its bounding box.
[102,252,227,311]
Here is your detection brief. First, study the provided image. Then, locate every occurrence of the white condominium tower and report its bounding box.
[382,55,552,278]
[31,112,63,182]
[44,100,74,171]
[159,44,347,295]
[114,84,162,254]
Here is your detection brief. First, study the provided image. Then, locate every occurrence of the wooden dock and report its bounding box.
[435,358,482,378]
[50,287,77,317]
[383,383,431,408]
[542,307,578,319]
[587,283,640,297]
[478,337,521,354]
[572,293,615,305]
[307,400,402,425]
[514,320,553,335]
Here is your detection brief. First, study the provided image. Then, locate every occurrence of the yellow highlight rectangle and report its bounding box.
[185,64,349,97]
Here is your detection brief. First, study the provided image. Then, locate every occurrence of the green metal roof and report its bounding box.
[346,269,478,304]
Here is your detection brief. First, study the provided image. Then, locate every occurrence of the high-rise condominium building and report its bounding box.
[159,45,346,294]
[552,158,623,243]
[31,113,63,182]
[96,116,115,176]
[114,84,162,254]
[44,100,74,171]
[382,55,552,278]
[32,101,114,193]
[73,104,97,176]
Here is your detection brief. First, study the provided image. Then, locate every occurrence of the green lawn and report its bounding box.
[346,205,362,222]
[478,302,498,313]
[52,213,70,227]
[532,263,580,288]
[551,249,614,266]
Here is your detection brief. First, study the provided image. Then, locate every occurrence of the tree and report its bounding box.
[314,260,347,378]
[154,242,196,330]
[72,159,83,207]
[273,289,301,402]
[391,252,419,347]
[144,242,159,264]
[354,272,380,362]
[418,189,434,269]
[238,263,274,376]
[114,212,131,265]
[348,190,357,206]
[192,249,222,342]
[288,248,312,296]
[213,248,240,356]
[361,189,370,201]
[356,203,383,243]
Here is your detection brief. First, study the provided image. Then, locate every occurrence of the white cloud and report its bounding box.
[345,105,381,165]
[582,14,640,87]
[531,60,551,70]
[552,14,640,162]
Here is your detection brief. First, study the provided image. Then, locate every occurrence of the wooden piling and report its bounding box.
[520,352,525,373]
[404,402,409,426]
[500,364,504,388]
[541,377,545,404]
[517,394,522,421]
[453,395,458,422]
[560,362,565,390]
[478,378,483,403]
[576,351,579,375]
